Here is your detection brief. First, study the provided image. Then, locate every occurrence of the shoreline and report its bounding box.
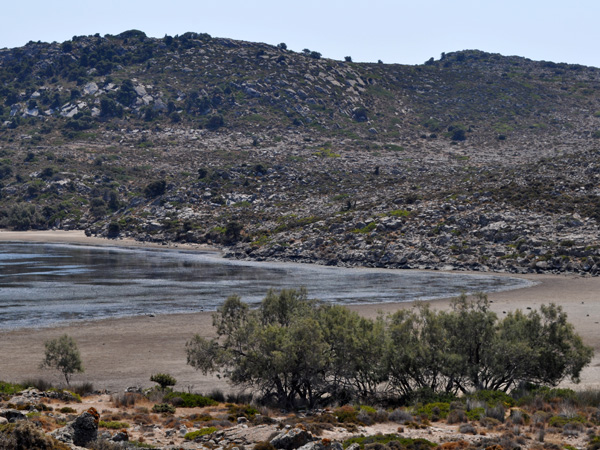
[2,230,600,393]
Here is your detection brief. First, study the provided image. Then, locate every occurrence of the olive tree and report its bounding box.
[186,289,388,408]
[40,334,84,385]
[187,290,593,407]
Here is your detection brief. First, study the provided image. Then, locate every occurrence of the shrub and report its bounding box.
[152,403,175,414]
[446,409,468,424]
[509,409,530,425]
[143,180,166,197]
[466,407,485,421]
[227,403,258,420]
[336,405,359,423]
[208,389,225,402]
[458,423,477,434]
[417,402,451,421]
[99,421,130,429]
[206,114,224,130]
[111,392,143,408]
[59,406,77,413]
[150,373,176,391]
[163,391,217,408]
[485,404,506,422]
[107,222,120,238]
[389,409,414,423]
[0,381,24,396]
[548,415,586,428]
[468,390,515,407]
[0,421,71,449]
[184,427,217,440]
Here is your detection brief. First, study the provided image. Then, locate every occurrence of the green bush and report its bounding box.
[0,381,24,396]
[227,403,258,420]
[163,391,217,408]
[143,180,166,198]
[466,407,485,421]
[417,402,450,420]
[150,373,176,390]
[467,390,515,407]
[548,415,586,428]
[184,427,217,440]
[152,403,175,414]
[59,406,77,414]
[99,421,130,429]
[335,405,359,423]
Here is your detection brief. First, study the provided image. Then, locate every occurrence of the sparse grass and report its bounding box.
[184,427,218,440]
[99,420,130,429]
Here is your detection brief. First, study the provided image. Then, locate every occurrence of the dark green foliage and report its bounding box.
[417,402,450,420]
[206,114,225,130]
[227,403,258,419]
[116,80,138,107]
[467,390,515,407]
[163,391,217,407]
[151,403,175,414]
[107,222,120,238]
[150,373,176,390]
[224,221,243,244]
[100,98,123,118]
[188,290,592,408]
[144,179,166,197]
[1,203,45,230]
[0,163,12,180]
[451,128,466,141]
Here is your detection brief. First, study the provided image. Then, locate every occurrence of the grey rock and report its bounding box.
[270,427,313,450]
[83,82,99,95]
[52,409,99,447]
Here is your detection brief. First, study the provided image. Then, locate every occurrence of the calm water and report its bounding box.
[0,242,533,330]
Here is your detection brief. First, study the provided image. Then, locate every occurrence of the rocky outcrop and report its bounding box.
[51,408,99,448]
[270,427,314,450]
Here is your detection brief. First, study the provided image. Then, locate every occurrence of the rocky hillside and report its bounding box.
[1,30,600,275]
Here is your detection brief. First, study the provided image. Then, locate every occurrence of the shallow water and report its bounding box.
[0,242,533,330]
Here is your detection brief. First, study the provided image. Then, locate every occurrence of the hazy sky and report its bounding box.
[2,0,599,67]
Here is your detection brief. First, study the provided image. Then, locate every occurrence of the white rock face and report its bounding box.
[83,82,99,95]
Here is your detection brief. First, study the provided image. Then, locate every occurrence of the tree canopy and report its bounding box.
[40,334,84,385]
[186,290,593,408]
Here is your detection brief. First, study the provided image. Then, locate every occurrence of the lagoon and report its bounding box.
[0,242,533,330]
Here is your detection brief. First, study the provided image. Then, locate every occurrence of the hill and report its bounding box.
[1,30,600,274]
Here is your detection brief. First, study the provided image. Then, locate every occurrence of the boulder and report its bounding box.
[51,408,99,447]
[270,427,313,450]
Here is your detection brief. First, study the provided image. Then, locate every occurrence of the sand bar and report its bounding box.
[1,230,599,393]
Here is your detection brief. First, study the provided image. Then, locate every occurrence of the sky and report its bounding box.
[2,0,600,68]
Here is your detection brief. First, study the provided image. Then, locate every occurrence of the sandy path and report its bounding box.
[1,231,599,393]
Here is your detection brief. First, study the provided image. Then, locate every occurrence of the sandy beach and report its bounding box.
[1,230,599,393]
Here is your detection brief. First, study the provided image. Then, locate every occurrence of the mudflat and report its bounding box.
[1,230,599,393]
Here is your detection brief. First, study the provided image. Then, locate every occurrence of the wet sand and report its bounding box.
[1,231,599,393]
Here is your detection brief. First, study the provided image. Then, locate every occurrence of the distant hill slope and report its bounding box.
[1,30,600,275]
[2,30,600,143]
